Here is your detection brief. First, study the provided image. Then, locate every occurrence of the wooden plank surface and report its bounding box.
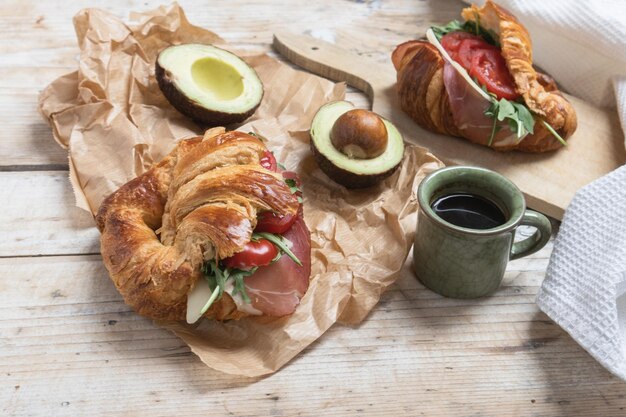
[0,172,99,257]
[1,0,625,416]
[3,252,626,416]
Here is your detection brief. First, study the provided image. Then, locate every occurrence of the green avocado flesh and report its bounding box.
[156,44,263,125]
[310,101,405,188]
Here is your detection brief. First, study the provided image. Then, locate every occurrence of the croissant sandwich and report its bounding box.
[392,0,577,152]
[96,128,311,323]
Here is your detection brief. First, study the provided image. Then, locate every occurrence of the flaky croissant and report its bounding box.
[392,0,577,152]
[95,128,302,321]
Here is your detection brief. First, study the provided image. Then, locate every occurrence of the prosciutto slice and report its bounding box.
[442,61,521,147]
[243,211,311,316]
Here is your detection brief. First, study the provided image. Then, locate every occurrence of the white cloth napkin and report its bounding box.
[536,168,626,379]
[465,0,626,379]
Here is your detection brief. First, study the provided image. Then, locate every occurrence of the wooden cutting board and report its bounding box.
[273,32,626,220]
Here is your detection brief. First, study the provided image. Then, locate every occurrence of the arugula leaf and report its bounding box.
[541,119,568,147]
[253,232,302,266]
[203,260,227,298]
[230,267,257,304]
[202,260,256,304]
[285,178,303,203]
[284,178,300,195]
[247,131,267,142]
[270,249,282,263]
[483,97,536,146]
[511,102,535,135]
[485,100,501,146]
[431,19,499,46]
[479,76,535,145]
[202,261,216,290]
[496,98,515,121]
[199,288,220,316]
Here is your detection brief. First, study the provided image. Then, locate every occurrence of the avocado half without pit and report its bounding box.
[310,101,405,188]
[156,44,264,126]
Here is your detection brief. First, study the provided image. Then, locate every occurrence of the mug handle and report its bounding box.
[510,210,552,260]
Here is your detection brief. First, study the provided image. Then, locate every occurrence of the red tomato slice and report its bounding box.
[441,33,519,100]
[469,48,519,100]
[222,239,278,270]
[440,31,483,56]
[457,39,498,70]
[260,151,277,172]
[255,211,297,234]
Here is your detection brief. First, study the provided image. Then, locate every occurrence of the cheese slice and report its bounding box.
[426,28,492,102]
[186,278,218,324]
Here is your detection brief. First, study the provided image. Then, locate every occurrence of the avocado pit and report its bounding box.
[330,109,388,159]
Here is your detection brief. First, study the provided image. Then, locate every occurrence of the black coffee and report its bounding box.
[431,193,506,230]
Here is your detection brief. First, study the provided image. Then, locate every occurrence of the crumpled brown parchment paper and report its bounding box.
[38,3,444,377]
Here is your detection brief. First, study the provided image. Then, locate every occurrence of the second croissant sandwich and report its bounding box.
[392,0,577,152]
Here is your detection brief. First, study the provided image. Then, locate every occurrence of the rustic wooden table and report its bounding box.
[2,0,625,415]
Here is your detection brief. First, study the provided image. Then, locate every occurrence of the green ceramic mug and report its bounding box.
[413,166,551,298]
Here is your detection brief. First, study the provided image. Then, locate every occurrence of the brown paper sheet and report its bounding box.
[38,3,444,377]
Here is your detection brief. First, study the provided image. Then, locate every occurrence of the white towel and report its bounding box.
[537,168,626,379]
[465,0,626,379]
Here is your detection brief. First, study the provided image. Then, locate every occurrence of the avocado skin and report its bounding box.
[155,60,263,126]
[310,139,401,189]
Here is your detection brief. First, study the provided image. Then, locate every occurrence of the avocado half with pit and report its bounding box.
[310,101,405,188]
[156,44,263,126]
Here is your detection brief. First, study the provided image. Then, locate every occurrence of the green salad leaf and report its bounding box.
[284,177,303,203]
[199,288,220,317]
[229,267,258,304]
[431,18,499,46]
[247,131,267,142]
[284,178,300,194]
[540,119,568,147]
[484,96,535,146]
[202,260,227,298]
[202,261,258,304]
[431,20,464,40]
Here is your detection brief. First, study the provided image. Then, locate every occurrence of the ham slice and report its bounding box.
[243,211,311,316]
[443,61,521,147]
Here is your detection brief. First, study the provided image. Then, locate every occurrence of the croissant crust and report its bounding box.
[95,128,301,321]
[393,0,577,152]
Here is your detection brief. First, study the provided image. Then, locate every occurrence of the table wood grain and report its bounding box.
[1,1,625,416]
